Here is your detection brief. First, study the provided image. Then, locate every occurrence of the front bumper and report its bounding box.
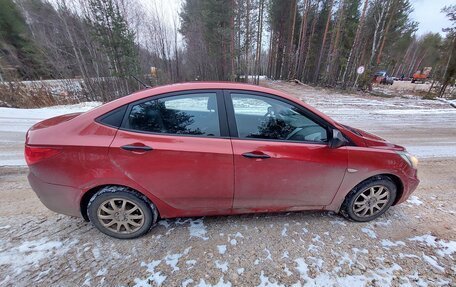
[28,172,82,217]
[395,173,420,205]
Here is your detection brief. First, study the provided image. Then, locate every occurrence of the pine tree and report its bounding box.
[180,0,233,80]
[86,0,139,94]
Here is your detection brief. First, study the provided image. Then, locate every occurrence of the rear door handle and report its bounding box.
[121,145,153,152]
[242,152,271,159]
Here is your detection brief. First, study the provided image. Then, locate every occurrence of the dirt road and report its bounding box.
[0,80,455,286]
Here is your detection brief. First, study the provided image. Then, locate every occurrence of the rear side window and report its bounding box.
[97,105,127,128]
[126,93,220,137]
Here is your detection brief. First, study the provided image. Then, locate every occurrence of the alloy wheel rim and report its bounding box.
[97,198,145,234]
[353,185,390,218]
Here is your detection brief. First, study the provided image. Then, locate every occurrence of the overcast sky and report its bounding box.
[410,0,452,36]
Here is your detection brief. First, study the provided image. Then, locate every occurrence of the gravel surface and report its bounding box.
[0,80,455,286]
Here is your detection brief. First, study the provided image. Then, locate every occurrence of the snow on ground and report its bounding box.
[2,209,455,286]
[0,102,101,133]
[0,102,101,166]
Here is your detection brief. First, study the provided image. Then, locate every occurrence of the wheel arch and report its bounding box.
[80,185,109,221]
[348,173,404,205]
[380,173,404,205]
[79,184,161,221]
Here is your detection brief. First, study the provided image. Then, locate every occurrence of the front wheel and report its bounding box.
[340,177,397,222]
[87,186,157,239]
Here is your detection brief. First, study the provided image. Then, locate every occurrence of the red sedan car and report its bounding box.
[25,82,419,239]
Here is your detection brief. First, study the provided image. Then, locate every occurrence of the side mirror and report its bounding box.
[329,129,348,149]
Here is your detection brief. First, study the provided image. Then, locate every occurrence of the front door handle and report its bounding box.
[242,152,271,159]
[121,145,153,152]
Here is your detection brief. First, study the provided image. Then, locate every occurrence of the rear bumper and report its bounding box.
[28,172,82,217]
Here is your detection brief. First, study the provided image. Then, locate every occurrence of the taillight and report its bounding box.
[24,145,61,165]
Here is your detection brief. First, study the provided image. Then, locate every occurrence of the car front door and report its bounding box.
[225,91,348,210]
[109,91,234,214]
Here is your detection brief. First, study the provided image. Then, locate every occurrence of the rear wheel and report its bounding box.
[87,186,157,239]
[341,177,397,222]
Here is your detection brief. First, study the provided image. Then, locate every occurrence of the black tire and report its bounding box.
[340,177,397,222]
[87,186,158,239]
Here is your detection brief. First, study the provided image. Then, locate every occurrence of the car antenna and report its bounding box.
[131,75,151,89]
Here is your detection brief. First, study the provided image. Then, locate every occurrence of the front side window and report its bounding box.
[231,93,327,143]
[127,93,220,137]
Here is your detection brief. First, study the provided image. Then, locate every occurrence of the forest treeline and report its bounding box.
[0,0,455,102]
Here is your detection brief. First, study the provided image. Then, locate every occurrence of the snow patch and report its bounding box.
[294,258,309,278]
[234,232,244,238]
[398,253,420,259]
[217,245,227,255]
[307,244,319,252]
[381,239,406,248]
[188,218,209,240]
[330,220,347,227]
[0,102,101,132]
[158,220,172,229]
[352,248,368,255]
[407,145,456,158]
[164,253,182,272]
[409,234,456,257]
[361,227,377,239]
[294,255,403,287]
[195,277,231,287]
[186,260,197,267]
[264,248,272,261]
[281,227,288,237]
[407,196,423,206]
[422,253,445,272]
[215,260,228,273]
[374,219,392,227]
[135,260,166,287]
[0,102,102,166]
[308,256,324,271]
[182,279,194,287]
[337,252,354,268]
[91,247,101,259]
[283,266,292,276]
[258,271,284,287]
[96,268,107,276]
[0,238,77,275]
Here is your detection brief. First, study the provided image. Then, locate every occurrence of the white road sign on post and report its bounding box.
[354,66,365,88]
[357,66,365,75]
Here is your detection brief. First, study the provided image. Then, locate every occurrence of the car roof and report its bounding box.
[135,81,290,99]
[108,81,305,107]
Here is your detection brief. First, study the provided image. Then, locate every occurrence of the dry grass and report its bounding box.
[0,82,80,108]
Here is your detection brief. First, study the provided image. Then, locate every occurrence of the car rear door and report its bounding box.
[224,90,348,210]
[109,90,234,214]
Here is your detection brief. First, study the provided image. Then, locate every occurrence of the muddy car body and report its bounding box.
[25,82,419,238]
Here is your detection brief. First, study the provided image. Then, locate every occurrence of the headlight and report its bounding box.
[397,151,418,169]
